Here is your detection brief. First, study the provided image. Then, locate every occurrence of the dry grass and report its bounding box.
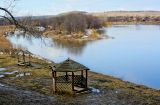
[0,36,12,49]
[89,29,101,39]
[88,72,160,96]
[0,25,15,36]
[0,54,17,67]
[0,25,14,50]
[0,54,160,104]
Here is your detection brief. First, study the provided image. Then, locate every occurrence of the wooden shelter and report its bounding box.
[50,58,90,94]
[17,50,31,66]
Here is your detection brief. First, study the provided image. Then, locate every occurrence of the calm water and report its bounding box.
[8,25,160,89]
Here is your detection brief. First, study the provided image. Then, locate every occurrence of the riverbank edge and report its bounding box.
[0,25,160,93]
[0,53,160,94]
[42,29,108,42]
[106,21,160,25]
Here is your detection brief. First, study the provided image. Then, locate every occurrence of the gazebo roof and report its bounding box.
[55,58,89,72]
[18,50,32,54]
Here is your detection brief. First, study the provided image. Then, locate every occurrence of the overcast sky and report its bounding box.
[1,0,160,16]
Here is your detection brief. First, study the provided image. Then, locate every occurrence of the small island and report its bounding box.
[42,12,106,41]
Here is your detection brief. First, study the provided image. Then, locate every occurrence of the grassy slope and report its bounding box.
[0,54,160,104]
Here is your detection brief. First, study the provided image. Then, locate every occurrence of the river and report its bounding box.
[8,25,160,89]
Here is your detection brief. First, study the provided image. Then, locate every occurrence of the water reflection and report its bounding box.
[53,39,89,55]
[8,34,96,56]
[7,35,93,62]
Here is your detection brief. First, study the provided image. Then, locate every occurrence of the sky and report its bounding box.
[0,0,160,16]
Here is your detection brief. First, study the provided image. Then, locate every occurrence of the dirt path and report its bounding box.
[0,84,60,105]
[0,83,137,105]
[1,82,160,105]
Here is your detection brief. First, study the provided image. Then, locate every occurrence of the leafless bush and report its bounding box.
[43,13,103,34]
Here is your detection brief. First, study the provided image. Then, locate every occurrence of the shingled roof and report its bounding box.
[55,58,89,72]
[18,50,32,54]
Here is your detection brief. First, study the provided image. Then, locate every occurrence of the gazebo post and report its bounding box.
[52,70,57,93]
[22,51,25,63]
[52,70,55,93]
[81,70,83,76]
[29,53,31,65]
[55,71,57,93]
[85,69,88,89]
[81,70,84,87]
[72,72,74,91]
[65,72,68,81]
[17,52,20,63]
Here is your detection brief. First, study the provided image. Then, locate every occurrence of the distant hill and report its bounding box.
[14,11,160,20]
[15,11,87,20]
[57,11,87,16]
[15,15,55,20]
[90,11,160,17]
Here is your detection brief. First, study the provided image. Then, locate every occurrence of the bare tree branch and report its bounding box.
[0,7,42,37]
[0,7,25,30]
[0,15,14,24]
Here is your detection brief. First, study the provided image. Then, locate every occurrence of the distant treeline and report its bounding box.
[105,16,160,23]
[39,13,103,34]
[1,12,160,33]
[0,13,103,34]
[0,18,12,26]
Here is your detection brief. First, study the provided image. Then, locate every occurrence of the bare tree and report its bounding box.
[0,0,41,37]
[45,13,103,34]
[0,0,41,53]
[0,0,24,30]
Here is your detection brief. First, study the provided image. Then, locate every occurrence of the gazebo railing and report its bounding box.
[74,75,86,88]
[56,75,72,83]
[55,75,86,88]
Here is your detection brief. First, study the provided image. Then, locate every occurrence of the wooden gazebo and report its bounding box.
[17,50,31,66]
[50,58,90,94]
